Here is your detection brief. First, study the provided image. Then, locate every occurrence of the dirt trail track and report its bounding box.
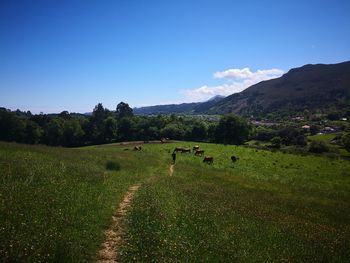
[97,184,141,263]
[169,164,174,176]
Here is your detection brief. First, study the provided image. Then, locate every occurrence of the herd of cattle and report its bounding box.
[174,145,239,165]
[130,144,239,165]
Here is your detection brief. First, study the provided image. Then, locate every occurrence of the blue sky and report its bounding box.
[1,0,350,113]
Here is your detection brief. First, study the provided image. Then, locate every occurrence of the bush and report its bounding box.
[342,133,350,152]
[308,140,329,153]
[270,137,281,148]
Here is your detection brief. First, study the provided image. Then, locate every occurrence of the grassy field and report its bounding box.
[308,132,350,158]
[0,142,166,262]
[1,141,350,262]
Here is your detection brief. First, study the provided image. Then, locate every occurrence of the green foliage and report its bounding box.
[116,102,133,118]
[214,114,250,145]
[62,118,85,146]
[270,136,281,148]
[189,122,207,141]
[309,140,330,153]
[117,117,136,141]
[92,103,108,123]
[103,116,117,142]
[342,132,350,152]
[327,111,340,121]
[0,109,26,142]
[160,123,186,140]
[25,121,43,144]
[253,126,277,141]
[279,127,307,146]
[2,100,347,151]
[44,118,64,146]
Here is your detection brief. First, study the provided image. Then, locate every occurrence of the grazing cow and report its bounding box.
[174,147,185,152]
[231,155,239,162]
[194,150,204,156]
[134,146,142,151]
[181,148,191,153]
[193,145,200,151]
[203,156,213,164]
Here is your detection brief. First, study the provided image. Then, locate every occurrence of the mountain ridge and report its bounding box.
[134,61,350,116]
[208,61,350,116]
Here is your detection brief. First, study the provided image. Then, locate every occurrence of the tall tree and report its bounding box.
[103,116,117,142]
[215,114,250,145]
[117,117,135,141]
[92,103,107,124]
[44,118,64,146]
[62,119,85,146]
[90,103,109,143]
[116,102,133,118]
[190,122,207,141]
[25,121,43,144]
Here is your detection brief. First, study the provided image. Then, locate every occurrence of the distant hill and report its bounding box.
[207,61,350,116]
[135,61,350,116]
[134,95,225,115]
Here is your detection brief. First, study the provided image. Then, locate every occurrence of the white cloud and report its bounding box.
[181,67,284,102]
[213,67,284,80]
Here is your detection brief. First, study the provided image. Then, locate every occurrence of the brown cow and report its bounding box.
[181,148,191,153]
[174,147,185,152]
[194,150,204,156]
[193,145,200,151]
[203,156,213,164]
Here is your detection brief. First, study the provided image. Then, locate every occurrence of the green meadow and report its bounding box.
[308,132,350,157]
[1,141,349,262]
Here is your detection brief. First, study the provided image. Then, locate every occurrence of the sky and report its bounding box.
[1,0,350,113]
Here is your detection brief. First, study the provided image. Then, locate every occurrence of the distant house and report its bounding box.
[251,120,277,126]
[302,125,310,131]
[292,116,304,121]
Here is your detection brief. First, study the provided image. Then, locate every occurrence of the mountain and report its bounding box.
[134,61,350,116]
[207,61,350,116]
[134,102,199,115]
[134,95,225,115]
[192,95,225,113]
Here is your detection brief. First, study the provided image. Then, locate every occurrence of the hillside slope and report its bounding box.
[135,61,350,116]
[207,61,350,115]
[134,95,225,115]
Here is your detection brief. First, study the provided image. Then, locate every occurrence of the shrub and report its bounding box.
[342,133,350,152]
[308,140,329,153]
[270,137,281,148]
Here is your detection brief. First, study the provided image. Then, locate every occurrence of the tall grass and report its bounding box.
[120,142,350,262]
[1,141,349,261]
[0,142,165,262]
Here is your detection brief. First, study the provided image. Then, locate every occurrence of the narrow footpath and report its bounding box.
[169,164,174,176]
[97,184,141,263]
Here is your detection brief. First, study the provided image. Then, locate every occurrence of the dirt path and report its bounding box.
[169,164,174,176]
[97,184,141,263]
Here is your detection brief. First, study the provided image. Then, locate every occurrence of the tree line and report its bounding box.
[0,102,251,147]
